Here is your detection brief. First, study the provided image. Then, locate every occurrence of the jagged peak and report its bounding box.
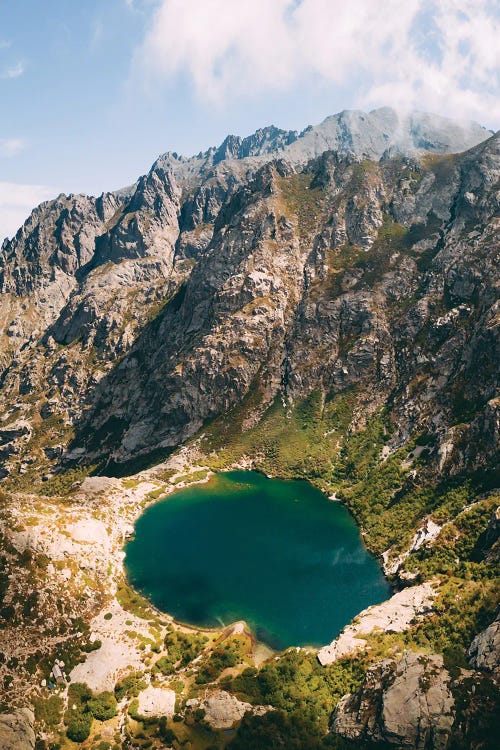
[2,107,493,260]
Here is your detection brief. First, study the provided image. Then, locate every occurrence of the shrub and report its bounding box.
[195,641,242,684]
[152,629,208,675]
[66,711,92,742]
[65,683,93,741]
[89,691,118,721]
[228,650,365,730]
[229,710,325,750]
[83,639,102,652]
[114,671,146,701]
[65,682,118,741]
[33,695,63,728]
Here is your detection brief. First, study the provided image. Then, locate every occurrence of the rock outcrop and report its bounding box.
[318,583,436,665]
[190,690,269,730]
[202,690,254,729]
[137,686,176,718]
[332,652,455,749]
[467,614,500,677]
[0,708,35,750]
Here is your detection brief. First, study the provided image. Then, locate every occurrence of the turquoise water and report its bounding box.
[125,471,390,649]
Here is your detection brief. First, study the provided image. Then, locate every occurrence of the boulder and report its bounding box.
[137,686,176,718]
[201,690,269,730]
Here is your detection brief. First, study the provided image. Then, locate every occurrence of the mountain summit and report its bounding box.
[161,106,491,185]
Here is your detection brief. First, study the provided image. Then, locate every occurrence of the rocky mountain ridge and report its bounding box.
[0,110,488,475]
[70,132,500,473]
[162,106,492,186]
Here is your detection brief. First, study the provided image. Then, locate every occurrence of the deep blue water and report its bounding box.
[125,471,390,649]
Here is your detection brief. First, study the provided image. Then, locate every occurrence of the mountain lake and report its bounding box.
[125,471,391,649]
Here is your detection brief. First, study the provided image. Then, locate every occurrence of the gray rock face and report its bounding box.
[0,111,497,481]
[163,107,491,187]
[93,157,180,268]
[67,133,499,469]
[467,615,500,676]
[0,708,35,750]
[332,652,455,749]
[0,191,123,295]
[200,690,269,729]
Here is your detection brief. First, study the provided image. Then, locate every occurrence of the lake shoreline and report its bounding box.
[124,470,392,651]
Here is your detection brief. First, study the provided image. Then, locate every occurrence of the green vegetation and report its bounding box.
[229,711,327,750]
[38,465,95,497]
[153,629,208,675]
[116,580,155,620]
[195,640,242,684]
[405,576,497,655]
[202,388,359,490]
[64,683,117,742]
[88,691,117,721]
[348,159,380,193]
[172,469,209,485]
[402,494,500,579]
[65,683,93,742]
[83,638,102,652]
[228,710,361,749]
[227,650,365,731]
[33,695,63,728]
[450,673,500,750]
[277,173,325,240]
[114,671,147,701]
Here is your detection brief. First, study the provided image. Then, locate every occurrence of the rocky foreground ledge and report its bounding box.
[332,636,500,749]
[317,582,436,665]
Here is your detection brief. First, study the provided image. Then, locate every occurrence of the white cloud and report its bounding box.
[1,61,25,79]
[0,182,54,241]
[134,0,500,125]
[0,138,26,157]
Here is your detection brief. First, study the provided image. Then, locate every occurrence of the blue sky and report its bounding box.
[1,0,499,239]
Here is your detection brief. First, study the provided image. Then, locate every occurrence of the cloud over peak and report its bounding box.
[134,0,500,125]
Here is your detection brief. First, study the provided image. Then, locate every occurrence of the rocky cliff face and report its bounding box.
[0,109,497,478]
[332,650,499,750]
[64,132,499,473]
